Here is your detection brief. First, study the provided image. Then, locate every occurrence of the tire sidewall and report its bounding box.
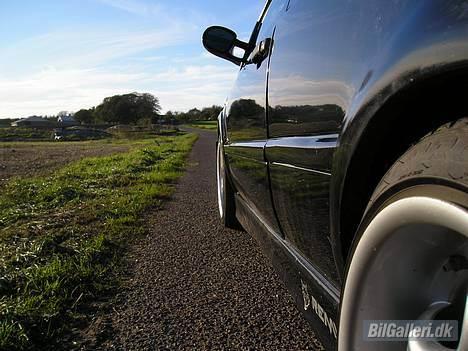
[339,180,468,350]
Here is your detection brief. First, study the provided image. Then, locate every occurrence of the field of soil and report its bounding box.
[0,141,130,185]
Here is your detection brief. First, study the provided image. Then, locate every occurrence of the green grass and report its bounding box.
[0,133,197,350]
[187,120,217,130]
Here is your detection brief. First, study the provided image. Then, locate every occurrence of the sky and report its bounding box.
[0,0,264,118]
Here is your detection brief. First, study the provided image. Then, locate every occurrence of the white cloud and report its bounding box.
[151,65,238,112]
[149,65,236,82]
[269,74,354,108]
[0,0,244,118]
[0,68,143,117]
[0,64,237,118]
[0,12,213,117]
[0,26,191,76]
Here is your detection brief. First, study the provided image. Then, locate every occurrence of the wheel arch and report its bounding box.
[331,62,468,279]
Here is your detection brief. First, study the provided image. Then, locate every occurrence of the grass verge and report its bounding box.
[0,132,197,350]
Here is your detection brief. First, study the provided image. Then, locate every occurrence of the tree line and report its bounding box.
[1,92,223,126]
[74,92,222,125]
[75,93,161,125]
[165,106,222,123]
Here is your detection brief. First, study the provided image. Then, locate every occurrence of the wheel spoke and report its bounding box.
[407,302,452,351]
[339,195,468,351]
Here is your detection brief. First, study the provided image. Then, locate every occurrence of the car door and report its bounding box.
[224,0,287,234]
[264,0,357,287]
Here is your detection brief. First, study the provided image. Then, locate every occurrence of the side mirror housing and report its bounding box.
[202,26,248,66]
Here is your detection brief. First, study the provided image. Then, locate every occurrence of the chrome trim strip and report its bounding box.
[271,162,332,176]
[226,140,267,149]
[226,153,266,164]
[224,140,266,163]
[266,134,339,150]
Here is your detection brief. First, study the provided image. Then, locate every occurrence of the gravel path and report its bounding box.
[86,129,322,350]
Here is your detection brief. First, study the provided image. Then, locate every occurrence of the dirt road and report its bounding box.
[85,129,322,350]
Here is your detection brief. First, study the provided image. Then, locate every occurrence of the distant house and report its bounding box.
[11,116,54,128]
[57,115,79,127]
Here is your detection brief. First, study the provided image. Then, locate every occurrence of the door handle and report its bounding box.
[248,38,273,65]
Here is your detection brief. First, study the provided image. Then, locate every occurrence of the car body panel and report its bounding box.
[213,0,468,349]
[268,163,339,285]
[266,135,337,172]
[264,0,423,288]
[224,0,286,234]
[235,193,340,349]
[329,0,468,273]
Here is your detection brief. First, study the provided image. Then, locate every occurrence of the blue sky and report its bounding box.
[0,0,264,118]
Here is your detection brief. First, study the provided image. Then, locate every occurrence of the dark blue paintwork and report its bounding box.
[224,0,285,235]
[206,0,468,349]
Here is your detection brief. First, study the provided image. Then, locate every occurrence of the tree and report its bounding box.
[229,99,264,127]
[74,109,96,125]
[166,105,224,123]
[187,108,202,120]
[57,111,71,118]
[95,92,161,124]
[200,105,223,120]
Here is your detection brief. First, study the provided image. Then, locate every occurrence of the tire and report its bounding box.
[368,117,468,211]
[216,140,241,230]
[339,118,468,351]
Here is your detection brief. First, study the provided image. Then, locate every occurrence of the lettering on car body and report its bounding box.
[301,279,338,339]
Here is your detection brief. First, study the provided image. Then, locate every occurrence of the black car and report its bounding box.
[203,1,468,350]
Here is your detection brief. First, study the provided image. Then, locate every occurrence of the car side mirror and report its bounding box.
[202,26,248,66]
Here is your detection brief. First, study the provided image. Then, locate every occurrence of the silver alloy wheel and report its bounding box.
[216,141,225,219]
[407,301,468,351]
[339,195,468,351]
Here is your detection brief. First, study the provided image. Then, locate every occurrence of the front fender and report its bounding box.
[330,0,468,276]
